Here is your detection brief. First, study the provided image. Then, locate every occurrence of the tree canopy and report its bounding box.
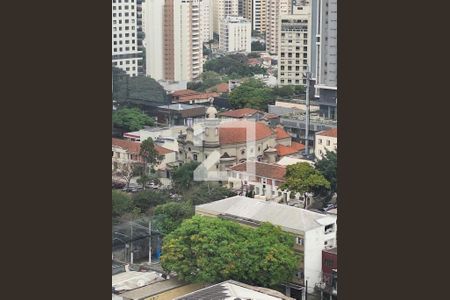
[280,162,331,196]
[112,67,167,104]
[152,202,195,235]
[161,216,299,287]
[204,54,266,78]
[139,137,163,171]
[315,150,337,194]
[171,161,200,192]
[132,190,169,213]
[112,190,133,218]
[229,78,273,110]
[183,182,236,206]
[251,41,266,51]
[112,107,155,132]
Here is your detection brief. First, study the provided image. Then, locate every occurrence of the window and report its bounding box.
[241,149,245,155]
[326,140,331,146]
[296,237,304,245]
[117,153,121,158]
[318,139,322,144]
[193,154,198,161]
[325,224,335,234]
[112,151,114,157]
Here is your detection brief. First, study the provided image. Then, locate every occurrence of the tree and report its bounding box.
[139,137,163,174]
[152,202,194,235]
[132,190,169,213]
[161,216,299,287]
[203,54,266,78]
[251,41,266,51]
[112,67,167,104]
[184,182,236,205]
[315,150,337,194]
[112,190,133,218]
[273,85,296,98]
[114,162,143,189]
[280,162,331,196]
[112,107,155,132]
[229,78,273,110]
[171,161,200,192]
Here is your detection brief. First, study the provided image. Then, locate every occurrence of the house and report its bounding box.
[174,280,295,300]
[195,196,337,297]
[316,247,338,300]
[112,138,177,186]
[275,126,306,158]
[155,104,206,126]
[207,82,230,94]
[227,161,287,201]
[219,108,266,120]
[315,128,337,160]
[170,89,220,105]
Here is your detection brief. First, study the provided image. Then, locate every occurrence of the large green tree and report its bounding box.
[229,78,273,110]
[184,182,236,206]
[280,162,331,196]
[112,190,133,218]
[171,161,200,192]
[161,216,299,287]
[112,67,167,104]
[139,137,163,174]
[152,202,194,235]
[315,150,337,194]
[132,190,169,213]
[112,107,154,132]
[203,54,266,78]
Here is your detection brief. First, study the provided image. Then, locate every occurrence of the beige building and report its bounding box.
[278,5,311,86]
[314,128,337,160]
[241,0,267,33]
[144,0,202,81]
[212,0,239,34]
[199,0,214,43]
[219,16,252,53]
[266,0,292,54]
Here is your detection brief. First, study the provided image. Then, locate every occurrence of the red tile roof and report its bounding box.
[170,89,199,97]
[276,142,305,157]
[230,162,287,181]
[247,58,261,66]
[219,108,263,118]
[263,113,279,120]
[317,128,337,138]
[274,126,290,139]
[215,82,229,93]
[112,138,141,154]
[112,138,173,156]
[219,120,274,145]
[177,92,219,102]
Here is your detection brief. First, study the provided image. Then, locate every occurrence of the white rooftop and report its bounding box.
[277,156,315,166]
[112,271,163,292]
[174,280,294,300]
[196,196,336,233]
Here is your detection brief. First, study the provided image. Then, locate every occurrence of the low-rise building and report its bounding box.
[174,280,295,300]
[316,247,338,300]
[195,196,337,296]
[156,104,206,126]
[314,128,337,160]
[219,108,266,120]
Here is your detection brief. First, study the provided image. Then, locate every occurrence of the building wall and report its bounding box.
[213,0,239,34]
[278,6,311,86]
[266,0,292,54]
[314,134,336,160]
[143,0,165,79]
[112,0,142,76]
[199,0,214,43]
[220,17,252,53]
[252,0,266,33]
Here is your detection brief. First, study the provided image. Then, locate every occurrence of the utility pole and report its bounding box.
[130,221,134,264]
[304,68,311,157]
[148,220,152,264]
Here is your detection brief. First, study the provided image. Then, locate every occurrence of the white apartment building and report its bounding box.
[199,0,214,43]
[314,0,337,93]
[196,196,337,296]
[212,0,239,34]
[252,0,266,33]
[278,5,311,86]
[143,0,203,81]
[266,0,292,54]
[219,16,252,53]
[112,0,142,77]
[314,127,337,160]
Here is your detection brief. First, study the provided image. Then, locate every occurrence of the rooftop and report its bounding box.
[276,142,305,157]
[277,156,315,166]
[229,161,286,181]
[112,271,163,292]
[112,138,174,156]
[317,128,337,138]
[157,103,205,111]
[170,89,199,97]
[119,278,193,300]
[176,92,219,102]
[196,196,337,233]
[219,108,263,118]
[274,126,291,139]
[174,280,294,300]
[219,120,274,145]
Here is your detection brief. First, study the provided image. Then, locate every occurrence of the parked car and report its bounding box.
[322,203,337,211]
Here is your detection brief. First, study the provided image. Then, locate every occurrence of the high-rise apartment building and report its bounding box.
[112,0,142,77]
[199,0,214,43]
[266,0,292,54]
[219,16,252,53]
[277,5,311,86]
[252,0,267,33]
[143,0,203,82]
[212,0,239,34]
[313,0,337,119]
